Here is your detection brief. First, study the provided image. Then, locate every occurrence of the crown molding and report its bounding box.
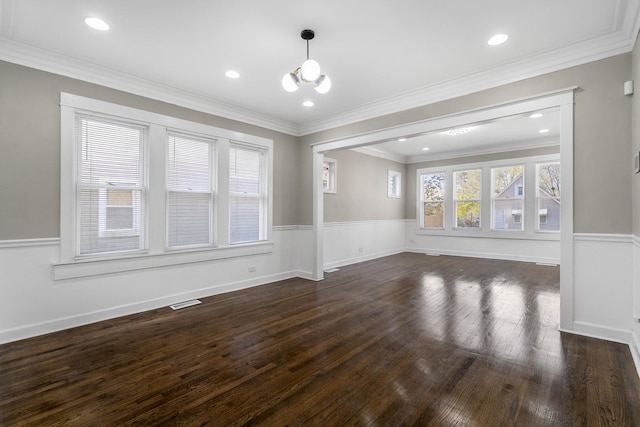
[298,29,636,136]
[406,138,559,164]
[0,39,300,136]
[351,136,559,164]
[350,146,408,164]
[0,0,638,138]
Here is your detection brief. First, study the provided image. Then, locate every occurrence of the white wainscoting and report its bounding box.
[0,228,304,344]
[632,236,640,374]
[569,234,634,345]
[3,226,640,380]
[404,221,561,264]
[323,220,406,270]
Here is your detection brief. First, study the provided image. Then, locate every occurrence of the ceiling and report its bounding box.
[360,107,561,163]
[0,0,638,138]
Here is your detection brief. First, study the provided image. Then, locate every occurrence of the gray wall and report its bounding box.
[323,150,406,222]
[0,61,300,239]
[301,54,633,234]
[0,53,634,235]
[633,39,640,236]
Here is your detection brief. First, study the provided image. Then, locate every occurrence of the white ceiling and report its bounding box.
[0,0,638,138]
[360,107,560,163]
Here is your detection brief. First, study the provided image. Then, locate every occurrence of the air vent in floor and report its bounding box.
[170,299,202,310]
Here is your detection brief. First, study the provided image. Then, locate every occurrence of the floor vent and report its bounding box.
[170,299,202,310]
[325,268,340,273]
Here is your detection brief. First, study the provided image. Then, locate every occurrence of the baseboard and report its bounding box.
[0,269,304,344]
[406,247,560,265]
[560,321,632,346]
[630,333,640,379]
[323,249,405,271]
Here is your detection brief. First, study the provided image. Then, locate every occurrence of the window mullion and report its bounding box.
[147,124,166,255]
[524,162,536,234]
[217,139,230,246]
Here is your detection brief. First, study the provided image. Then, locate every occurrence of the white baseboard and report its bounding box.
[0,269,302,344]
[323,249,405,271]
[630,333,640,379]
[561,321,632,346]
[406,247,560,265]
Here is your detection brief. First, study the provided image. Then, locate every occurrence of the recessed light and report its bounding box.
[422,147,430,151]
[303,100,314,107]
[530,113,543,118]
[398,138,407,142]
[445,127,472,136]
[85,17,110,31]
[539,129,550,133]
[488,33,508,46]
[225,70,240,79]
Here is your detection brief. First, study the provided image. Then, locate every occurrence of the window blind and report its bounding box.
[76,115,146,256]
[229,145,264,244]
[167,133,214,248]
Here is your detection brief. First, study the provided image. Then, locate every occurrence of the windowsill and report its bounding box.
[53,241,274,280]
[415,227,560,241]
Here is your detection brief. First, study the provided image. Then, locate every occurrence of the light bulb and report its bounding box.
[314,75,331,94]
[301,59,321,82]
[282,73,300,92]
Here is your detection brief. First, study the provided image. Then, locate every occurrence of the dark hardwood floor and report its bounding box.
[1,253,639,426]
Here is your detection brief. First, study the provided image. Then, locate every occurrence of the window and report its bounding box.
[453,169,481,229]
[59,93,273,273]
[388,170,401,198]
[537,162,561,231]
[323,158,337,193]
[76,115,147,256]
[491,165,524,231]
[167,133,215,249]
[420,172,445,228]
[229,144,267,244]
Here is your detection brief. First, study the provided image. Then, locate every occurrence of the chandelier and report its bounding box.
[282,29,331,94]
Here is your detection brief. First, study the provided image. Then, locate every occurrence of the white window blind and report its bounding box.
[167,133,215,248]
[76,115,147,256]
[229,145,265,244]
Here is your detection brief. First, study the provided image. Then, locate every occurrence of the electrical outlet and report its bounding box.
[248,265,256,272]
[409,239,415,244]
[358,247,364,253]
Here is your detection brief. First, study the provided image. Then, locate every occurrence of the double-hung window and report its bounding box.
[167,132,215,249]
[229,144,267,244]
[536,162,561,232]
[59,93,273,278]
[453,169,481,229]
[491,165,524,231]
[76,115,147,256]
[420,172,446,228]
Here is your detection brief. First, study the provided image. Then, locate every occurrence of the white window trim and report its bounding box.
[57,93,273,280]
[415,153,560,241]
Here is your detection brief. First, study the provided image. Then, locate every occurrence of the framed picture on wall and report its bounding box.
[388,170,401,198]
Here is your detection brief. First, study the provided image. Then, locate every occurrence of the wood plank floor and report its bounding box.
[1,253,639,426]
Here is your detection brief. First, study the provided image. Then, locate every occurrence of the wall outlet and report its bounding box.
[248,265,256,272]
[409,239,415,244]
[358,247,364,253]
